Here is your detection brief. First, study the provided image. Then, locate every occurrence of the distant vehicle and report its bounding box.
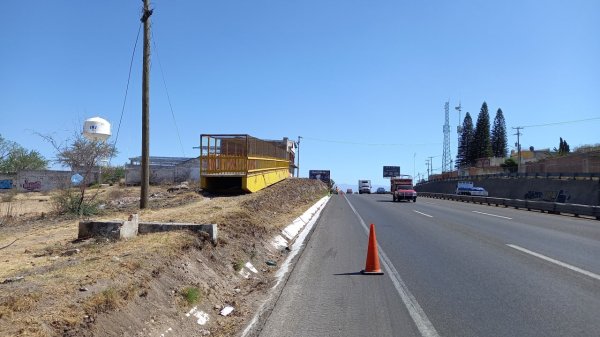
[358,180,371,194]
[346,188,353,194]
[376,187,386,194]
[391,175,417,202]
[456,181,489,196]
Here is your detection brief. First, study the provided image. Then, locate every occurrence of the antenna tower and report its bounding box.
[442,101,452,172]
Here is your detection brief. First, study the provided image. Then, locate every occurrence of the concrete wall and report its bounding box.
[125,164,200,185]
[416,177,600,206]
[524,152,600,174]
[0,170,79,192]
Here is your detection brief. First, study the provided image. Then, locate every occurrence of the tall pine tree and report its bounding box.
[491,108,508,157]
[456,112,474,168]
[471,102,492,161]
[557,137,570,155]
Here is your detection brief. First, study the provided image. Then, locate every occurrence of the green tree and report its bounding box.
[0,134,48,172]
[500,158,518,173]
[100,165,126,185]
[491,108,508,158]
[471,101,492,161]
[556,137,570,155]
[456,112,474,168]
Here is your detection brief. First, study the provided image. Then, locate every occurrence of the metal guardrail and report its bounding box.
[418,192,600,220]
[419,172,600,184]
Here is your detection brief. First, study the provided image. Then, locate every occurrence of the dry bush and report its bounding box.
[1,190,17,202]
[107,188,126,200]
[51,188,100,216]
[0,293,41,319]
[85,288,121,314]
[0,202,15,227]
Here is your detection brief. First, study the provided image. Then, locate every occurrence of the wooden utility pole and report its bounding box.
[140,0,153,209]
[512,126,523,172]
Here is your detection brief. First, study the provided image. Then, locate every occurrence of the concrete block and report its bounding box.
[78,214,139,240]
[138,222,218,243]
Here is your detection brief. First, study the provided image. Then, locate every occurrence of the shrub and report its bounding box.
[181,287,201,306]
[233,260,244,272]
[51,188,100,216]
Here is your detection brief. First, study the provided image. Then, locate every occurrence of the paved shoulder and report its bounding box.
[259,195,421,337]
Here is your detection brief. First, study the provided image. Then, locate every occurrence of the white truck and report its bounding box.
[358,180,371,194]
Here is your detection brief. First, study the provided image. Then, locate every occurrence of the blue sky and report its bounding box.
[1,0,599,187]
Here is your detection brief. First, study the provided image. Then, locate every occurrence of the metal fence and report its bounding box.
[200,134,289,176]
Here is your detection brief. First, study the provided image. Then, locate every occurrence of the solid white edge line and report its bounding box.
[345,195,440,337]
[507,244,600,281]
[413,210,433,218]
[472,210,512,220]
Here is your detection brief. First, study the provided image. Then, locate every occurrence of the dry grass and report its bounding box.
[0,293,42,319]
[85,287,122,314]
[0,180,328,336]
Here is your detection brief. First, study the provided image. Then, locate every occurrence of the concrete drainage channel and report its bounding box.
[77,195,330,336]
[78,215,218,242]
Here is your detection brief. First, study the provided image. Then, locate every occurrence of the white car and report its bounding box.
[457,187,488,197]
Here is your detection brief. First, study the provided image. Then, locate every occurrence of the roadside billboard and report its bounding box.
[309,170,331,185]
[383,166,400,178]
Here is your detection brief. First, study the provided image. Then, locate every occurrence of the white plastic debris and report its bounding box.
[220,306,234,316]
[186,307,210,325]
[239,269,251,279]
[245,262,258,273]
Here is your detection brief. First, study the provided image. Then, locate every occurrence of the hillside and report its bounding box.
[0,178,328,337]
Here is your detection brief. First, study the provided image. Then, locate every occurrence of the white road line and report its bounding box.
[345,196,439,337]
[507,244,600,281]
[413,210,433,218]
[472,210,512,219]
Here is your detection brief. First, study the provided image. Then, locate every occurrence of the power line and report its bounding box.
[520,117,600,128]
[112,22,142,164]
[302,136,441,147]
[151,31,186,157]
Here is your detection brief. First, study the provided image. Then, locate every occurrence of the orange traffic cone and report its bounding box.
[362,223,384,275]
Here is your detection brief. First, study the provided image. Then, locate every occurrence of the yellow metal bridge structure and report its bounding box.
[200,134,292,193]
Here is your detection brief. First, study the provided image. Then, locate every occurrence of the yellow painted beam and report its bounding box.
[242,168,290,192]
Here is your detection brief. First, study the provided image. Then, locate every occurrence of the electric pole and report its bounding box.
[140,0,153,209]
[413,152,416,179]
[296,136,302,177]
[455,102,462,169]
[512,127,523,172]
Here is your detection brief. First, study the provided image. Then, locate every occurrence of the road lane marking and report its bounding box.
[413,210,433,218]
[507,244,600,281]
[345,196,440,337]
[472,210,512,219]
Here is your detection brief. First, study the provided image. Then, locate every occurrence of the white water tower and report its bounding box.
[83,117,111,142]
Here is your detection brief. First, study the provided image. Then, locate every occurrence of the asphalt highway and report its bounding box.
[258,194,600,337]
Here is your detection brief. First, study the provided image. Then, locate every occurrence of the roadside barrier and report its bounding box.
[418,192,600,220]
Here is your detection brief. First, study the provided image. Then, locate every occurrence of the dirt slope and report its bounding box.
[0,178,328,336]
